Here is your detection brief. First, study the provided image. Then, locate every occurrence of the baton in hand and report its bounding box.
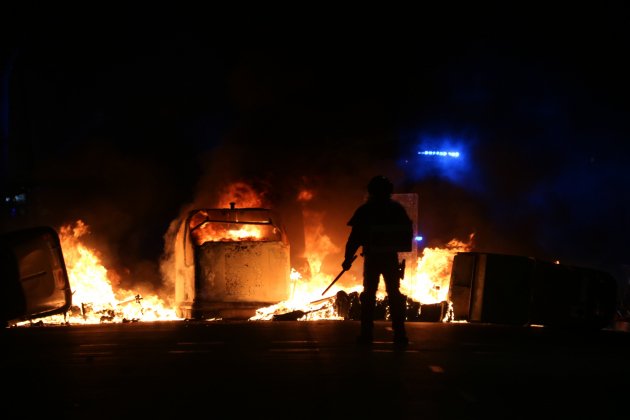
[321,255,357,296]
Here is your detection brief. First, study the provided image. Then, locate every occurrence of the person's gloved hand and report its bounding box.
[342,258,353,271]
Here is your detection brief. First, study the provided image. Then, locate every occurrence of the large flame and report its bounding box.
[187,182,278,245]
[18,182,472,326]
[189,209,267,244]
[17,220,180,325]
[217,181,265,208]
[402,237,472,304]
[250,235,472,321]
[250,187,473,321]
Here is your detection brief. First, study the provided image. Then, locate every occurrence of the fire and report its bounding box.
[188,208,283,246]
[250,183,473,320]
[187,182,281,245]
[251,202,474,321]
[17,220,180,325]
[297,189,314,202]
[15,180,473,326]
[250,238,471,321]
[401,238,472,304]
[249,199,355,320]
[190,210,265,244]
[217,181,265,208]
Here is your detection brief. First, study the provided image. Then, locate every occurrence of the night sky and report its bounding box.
[2,5,630,290]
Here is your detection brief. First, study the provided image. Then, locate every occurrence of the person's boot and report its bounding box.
[393,319,409,348]
[356,317,374,345]
[390,293,408,348]
[357,292,375,346]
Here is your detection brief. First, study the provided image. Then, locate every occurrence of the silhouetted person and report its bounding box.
[342,175,413,347]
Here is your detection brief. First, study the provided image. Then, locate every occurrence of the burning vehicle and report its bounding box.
[174,203,291,320]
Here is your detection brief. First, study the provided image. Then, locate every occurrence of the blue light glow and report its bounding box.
[418,150,460,158]
[398,132,483,192]
[414,236,423,242]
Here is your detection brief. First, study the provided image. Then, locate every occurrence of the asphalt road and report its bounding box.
[2,320,629,419]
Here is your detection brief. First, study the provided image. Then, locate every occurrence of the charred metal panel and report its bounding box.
[195,241,290,300]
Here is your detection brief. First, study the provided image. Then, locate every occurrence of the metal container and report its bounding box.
[174,204,291,319]
[0,226,72,325]
[448,251,617,329]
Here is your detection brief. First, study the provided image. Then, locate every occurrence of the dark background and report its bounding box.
[2,4,630,292]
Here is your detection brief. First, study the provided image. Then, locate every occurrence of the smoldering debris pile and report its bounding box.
[269,291,451,322]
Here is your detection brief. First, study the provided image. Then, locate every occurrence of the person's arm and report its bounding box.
[342,227,362,270]
[342,205,366,270]
[345,228,360,257]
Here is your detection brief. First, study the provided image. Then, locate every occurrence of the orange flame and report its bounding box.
[191,217,265,244]
[21,182,472,325]
[297,188,314,202]
[217,181,265,208]
[401,238,472,304]
[18,220,180,325]
[251,204,473,320]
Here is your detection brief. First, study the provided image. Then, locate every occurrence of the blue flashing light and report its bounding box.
[414,236,423,242]
[398,132,483,191]
[418,150,460,158]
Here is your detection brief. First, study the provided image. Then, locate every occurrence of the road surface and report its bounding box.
[2,320,629,419]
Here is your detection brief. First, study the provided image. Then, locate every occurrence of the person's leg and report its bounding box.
[358,258,379,344]
[383,256,408,345]
[387,291,408,346]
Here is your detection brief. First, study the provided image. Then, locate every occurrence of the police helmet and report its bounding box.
[367,175,394,197]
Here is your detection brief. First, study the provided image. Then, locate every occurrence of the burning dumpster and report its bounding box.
[174,204,291,320]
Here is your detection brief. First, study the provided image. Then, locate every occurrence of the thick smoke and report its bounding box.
[158,129,408,296]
